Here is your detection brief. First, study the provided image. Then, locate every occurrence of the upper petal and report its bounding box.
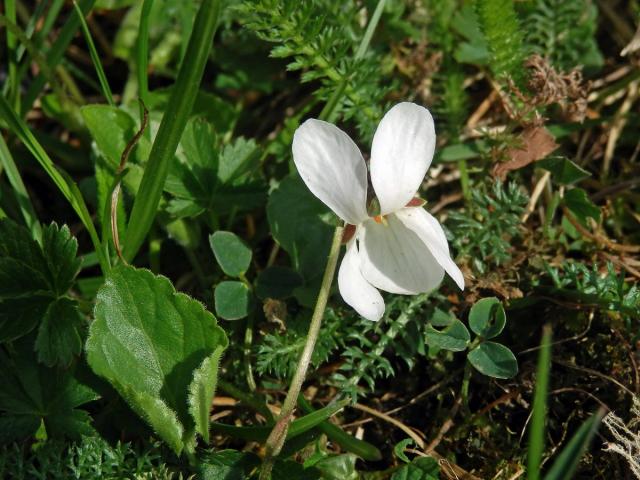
[338,239,385,321]
[292,119,368,224]
[358,214,445,295]
[395,207,465,290]
[370,102,436,215]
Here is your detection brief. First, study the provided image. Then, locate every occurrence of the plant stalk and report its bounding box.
[123,0,221,262]
[259,224,344,479]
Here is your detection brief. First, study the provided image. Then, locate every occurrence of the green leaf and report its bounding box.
[425,319,470,352]
[468,342,518,379]
[86,265,228,454]
[452,4,489,65]
[298,396,382,461]
[272,460,320,480]
[564,188,600,225]
[211,399,348,442]
[217,137,259,184]
[123,0,225,261]
[199,449,261,480]
[528,326,553,480]
[41,223,82,296]
[35,298,83,367]
[0,218,50,298]
[165,120,265,219]
[209,231,252,277]
[81,105,150,169]
[0,220,83,361]
[0,296,50,343]
[394,438,415,463]
[255,266,304,299]
[267,174,333,284]
[188,346,224,443]
[391,456,440,480]
[430,308,456,327]
[311,453,359,480]
[214,281,252,320]
[175,116,219,174]
[0,337,98,442]
[468,297,506,339]
[537,156,590,185]
[0,81,109,275]
[542,410,604,480]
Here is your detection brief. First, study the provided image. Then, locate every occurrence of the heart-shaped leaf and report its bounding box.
[467,342,518,379]
[538,156,590,185]
[86,265,228,455]
[214,281,252,320]
[425,319,470,352]
[209,231,252,277]
[564,188,600,225]
[468,297,506,339]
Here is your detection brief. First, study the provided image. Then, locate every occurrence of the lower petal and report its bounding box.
[338,240,385,321]
[359,215,445,295]
[395,207,465,290]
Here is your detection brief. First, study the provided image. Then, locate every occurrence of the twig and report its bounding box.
[111,99,148,261]
[554,359,635,398]
[602,80,639,177]
[522,170,551,222]
[600,251,640,280]
[426,396,462,453]
[353,402,426,449]
[518,311,594,355]
[563,207,640,253]
[467,89,498,129]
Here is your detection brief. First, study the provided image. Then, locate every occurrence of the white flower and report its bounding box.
[292,102,465,321]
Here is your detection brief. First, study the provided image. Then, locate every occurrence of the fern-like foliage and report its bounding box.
[255,310,341,380]
[544,262,640,320]
[522,0,603,71]
[433,62,469,139]
[254,296,435,401]
[238,0,387,138]
[475,0,527,84]
[331,294,433,401]
[448,181,528,274]
[0,437,182,480]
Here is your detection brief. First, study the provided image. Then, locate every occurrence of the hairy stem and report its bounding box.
[259,225,344,479]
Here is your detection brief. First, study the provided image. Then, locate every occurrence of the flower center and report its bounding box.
[372,214,388,226]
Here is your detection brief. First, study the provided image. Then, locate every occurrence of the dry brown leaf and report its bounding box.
[492,126,558,180]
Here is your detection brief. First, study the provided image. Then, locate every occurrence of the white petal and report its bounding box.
[358,214,444,295]
[395,208,465,290]
[292,119,368,224]
[338,240,385,321]
[370,102,436,215]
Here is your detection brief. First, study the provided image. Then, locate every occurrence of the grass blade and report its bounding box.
[0,95,110,274]
[136,0,154,108]
[298,395,382,461]
[123,0,221,261]
[5,0,18,110]
[527,325,553,480]
[21,0,97,116]
[542,409,605,480]
[210,399,349,442]
[0,135,42,239]
[72,0,114,106]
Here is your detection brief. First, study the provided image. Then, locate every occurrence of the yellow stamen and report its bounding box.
[373,215,388,226]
